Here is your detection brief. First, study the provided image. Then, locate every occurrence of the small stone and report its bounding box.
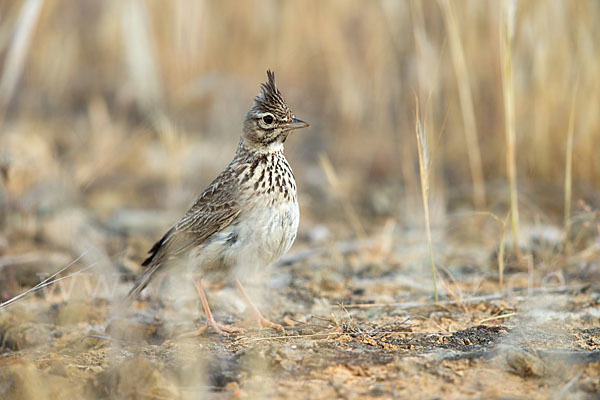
[89,357,179,399]
[369,383,389,396]
[505,349,545,378]
[106,318,157,343]
[1,321,54,350]
[0,363,75,399]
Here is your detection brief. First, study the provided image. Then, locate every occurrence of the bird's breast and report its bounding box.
[196,152,299,280]
[236,153,299,262]
[236,152,297,202]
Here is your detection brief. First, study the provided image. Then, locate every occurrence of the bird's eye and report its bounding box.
[262,115,274,124]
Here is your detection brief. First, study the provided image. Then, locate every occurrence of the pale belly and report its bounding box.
[191,198,299,281]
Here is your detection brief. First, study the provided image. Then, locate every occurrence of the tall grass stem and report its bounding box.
[415,100,438,303]
[500,0,521,258]
[439,0,486,210]
[564,81,578,253]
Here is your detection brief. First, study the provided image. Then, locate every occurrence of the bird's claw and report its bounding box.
[203,318,244,336]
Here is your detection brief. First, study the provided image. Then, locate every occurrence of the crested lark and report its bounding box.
[127,71,308,335]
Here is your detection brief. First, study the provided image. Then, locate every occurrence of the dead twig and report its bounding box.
[239,329,462,345]
[477,312,518,325]
[0,248,96,310]
[342,284,589,309]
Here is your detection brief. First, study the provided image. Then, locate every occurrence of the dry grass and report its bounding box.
[439,0,486,210]
[0,1,597,194]
[500,0,521,258]
[563,82,578,253]
[1,1,600,399]
[414,100,438,303]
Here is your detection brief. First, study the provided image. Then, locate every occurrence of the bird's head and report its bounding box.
[242,70,308,149]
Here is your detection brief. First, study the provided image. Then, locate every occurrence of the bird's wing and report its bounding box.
[125,167,241,301]
[146,166,241,266]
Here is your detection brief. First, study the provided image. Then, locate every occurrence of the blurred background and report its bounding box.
[1,2,600,398]
[0,0,599,291]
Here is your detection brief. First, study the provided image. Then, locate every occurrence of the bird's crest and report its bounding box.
[253,70,292,120]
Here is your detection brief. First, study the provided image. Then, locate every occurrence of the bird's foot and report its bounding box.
[199,318,244,336]
[233,279,284,332]
[251,312,285,332]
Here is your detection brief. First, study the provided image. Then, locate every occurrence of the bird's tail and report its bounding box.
[120,261,162,307]
[120,229,172,307]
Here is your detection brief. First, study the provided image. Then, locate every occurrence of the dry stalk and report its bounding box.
[414,100,438,303]
[0,249,96,310]
[500,0,521,259]
[477,312,517,325]
[439,0,486,210]
[497,214,508,296]
[0,0,44,126]
[119,0,163,112]
[564,82,578,254]
[436,264,467,313]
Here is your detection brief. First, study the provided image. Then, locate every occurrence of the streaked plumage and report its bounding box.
[126,71,308,333]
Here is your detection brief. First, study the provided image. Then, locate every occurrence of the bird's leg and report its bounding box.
[234,279,284,331]
[193,279,243,336]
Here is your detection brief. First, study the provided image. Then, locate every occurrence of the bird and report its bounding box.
[126,70,308,335]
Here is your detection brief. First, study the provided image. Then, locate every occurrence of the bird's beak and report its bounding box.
[283,118,309,132]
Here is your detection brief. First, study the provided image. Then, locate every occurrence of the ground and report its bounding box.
[1,1,599,398]
[1,219,599,399]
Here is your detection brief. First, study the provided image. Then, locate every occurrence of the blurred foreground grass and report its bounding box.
[0,2,599,398]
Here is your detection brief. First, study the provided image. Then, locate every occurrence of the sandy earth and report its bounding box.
[0,2,598,398]
[1,224,599,399]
